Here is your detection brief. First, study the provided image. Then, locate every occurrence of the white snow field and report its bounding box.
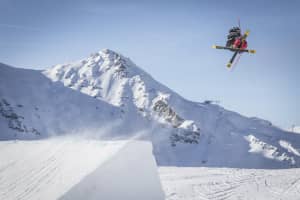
[0,138,165,200]
[159,167,300,200]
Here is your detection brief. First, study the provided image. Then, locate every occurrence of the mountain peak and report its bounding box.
[84,48,136,75]
[100,48,118,56]
[85,48,122,63]
[99,49,133,64]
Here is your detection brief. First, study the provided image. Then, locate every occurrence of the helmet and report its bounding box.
[229,27,241,33]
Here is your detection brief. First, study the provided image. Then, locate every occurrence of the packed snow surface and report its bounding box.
[0,138,164,200]
[159,167,300,200]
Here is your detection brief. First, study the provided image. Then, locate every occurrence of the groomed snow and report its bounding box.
[0,137,164,200]
[159,167,300,200]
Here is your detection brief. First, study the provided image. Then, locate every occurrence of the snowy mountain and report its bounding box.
[43,49,200,145]
[1,49,300,169]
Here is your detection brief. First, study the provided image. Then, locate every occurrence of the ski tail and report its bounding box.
[227,51,238,68]
[231,53,242,69]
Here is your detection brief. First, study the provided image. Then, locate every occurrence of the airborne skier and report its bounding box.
[226,27,247,50]
[213,25,255,68]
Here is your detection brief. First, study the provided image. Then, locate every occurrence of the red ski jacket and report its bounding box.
[233,38,248,49]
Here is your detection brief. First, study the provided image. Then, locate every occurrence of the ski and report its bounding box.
[227,51,239,68]
[212,45,256,54]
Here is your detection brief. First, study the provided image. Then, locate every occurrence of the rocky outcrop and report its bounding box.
[0,98,40,136]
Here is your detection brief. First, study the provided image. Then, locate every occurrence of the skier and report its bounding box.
[226,27,248,50]
[212,25,255,68]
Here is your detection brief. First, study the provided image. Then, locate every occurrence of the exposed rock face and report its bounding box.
[152,99,200,146]
[0,98,40,136]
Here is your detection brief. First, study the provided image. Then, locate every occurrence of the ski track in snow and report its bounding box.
[0,138,127,200]
[159,167,300,200]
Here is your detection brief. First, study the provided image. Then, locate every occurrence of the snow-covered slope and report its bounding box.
[1,49,300,169]
[0,63,126,139]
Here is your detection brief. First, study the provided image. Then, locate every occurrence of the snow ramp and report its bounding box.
[0,138,165,200]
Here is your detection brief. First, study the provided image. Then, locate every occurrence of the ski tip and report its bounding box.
[245,30,250,35]
[226,63,232,68]
[212,45,217,49]
[249,49,256,54]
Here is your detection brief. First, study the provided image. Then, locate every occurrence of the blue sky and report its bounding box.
[0,0,299,128]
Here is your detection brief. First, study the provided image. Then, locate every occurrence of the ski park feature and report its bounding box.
[0,138,165,200]
[1,49,300,200]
